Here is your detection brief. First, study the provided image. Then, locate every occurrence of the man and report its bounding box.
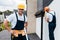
[4,4,28,40]
[44,7,56,40]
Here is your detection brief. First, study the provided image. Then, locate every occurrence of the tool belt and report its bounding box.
[12,30,26,37]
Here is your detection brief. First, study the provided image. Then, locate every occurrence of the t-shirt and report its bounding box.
[45,11,55,22]
[5,12,27,28]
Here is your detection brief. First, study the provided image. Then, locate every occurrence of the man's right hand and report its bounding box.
[10,30,19,37]
[10,30,14,34]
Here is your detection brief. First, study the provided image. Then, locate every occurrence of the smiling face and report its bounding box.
[17,4,25,15]
[18,9,24,15]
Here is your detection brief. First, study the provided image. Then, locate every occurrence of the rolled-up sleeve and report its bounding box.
[6,14,13,22]
[46,13,53,22]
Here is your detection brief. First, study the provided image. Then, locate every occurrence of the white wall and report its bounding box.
[36,17,49,40]
[49,0,60,40]
[36,17,41,38]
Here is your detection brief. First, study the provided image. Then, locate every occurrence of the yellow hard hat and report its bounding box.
[18,4,25,9]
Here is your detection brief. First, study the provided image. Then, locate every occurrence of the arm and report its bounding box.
[24,15,28,29]
[45,18,49,22]
[4,19,12,32]
[24,22,28,29]
[4,14,14,33]
[45,13,49,22]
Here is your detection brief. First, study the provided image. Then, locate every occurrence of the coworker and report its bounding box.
[44,7,56,40]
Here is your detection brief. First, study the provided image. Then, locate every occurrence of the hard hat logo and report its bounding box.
[18,4,25,9]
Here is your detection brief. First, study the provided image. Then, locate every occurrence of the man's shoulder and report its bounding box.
[50,10,55,15]
[7,13,15,18]
[50,10,55,13]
